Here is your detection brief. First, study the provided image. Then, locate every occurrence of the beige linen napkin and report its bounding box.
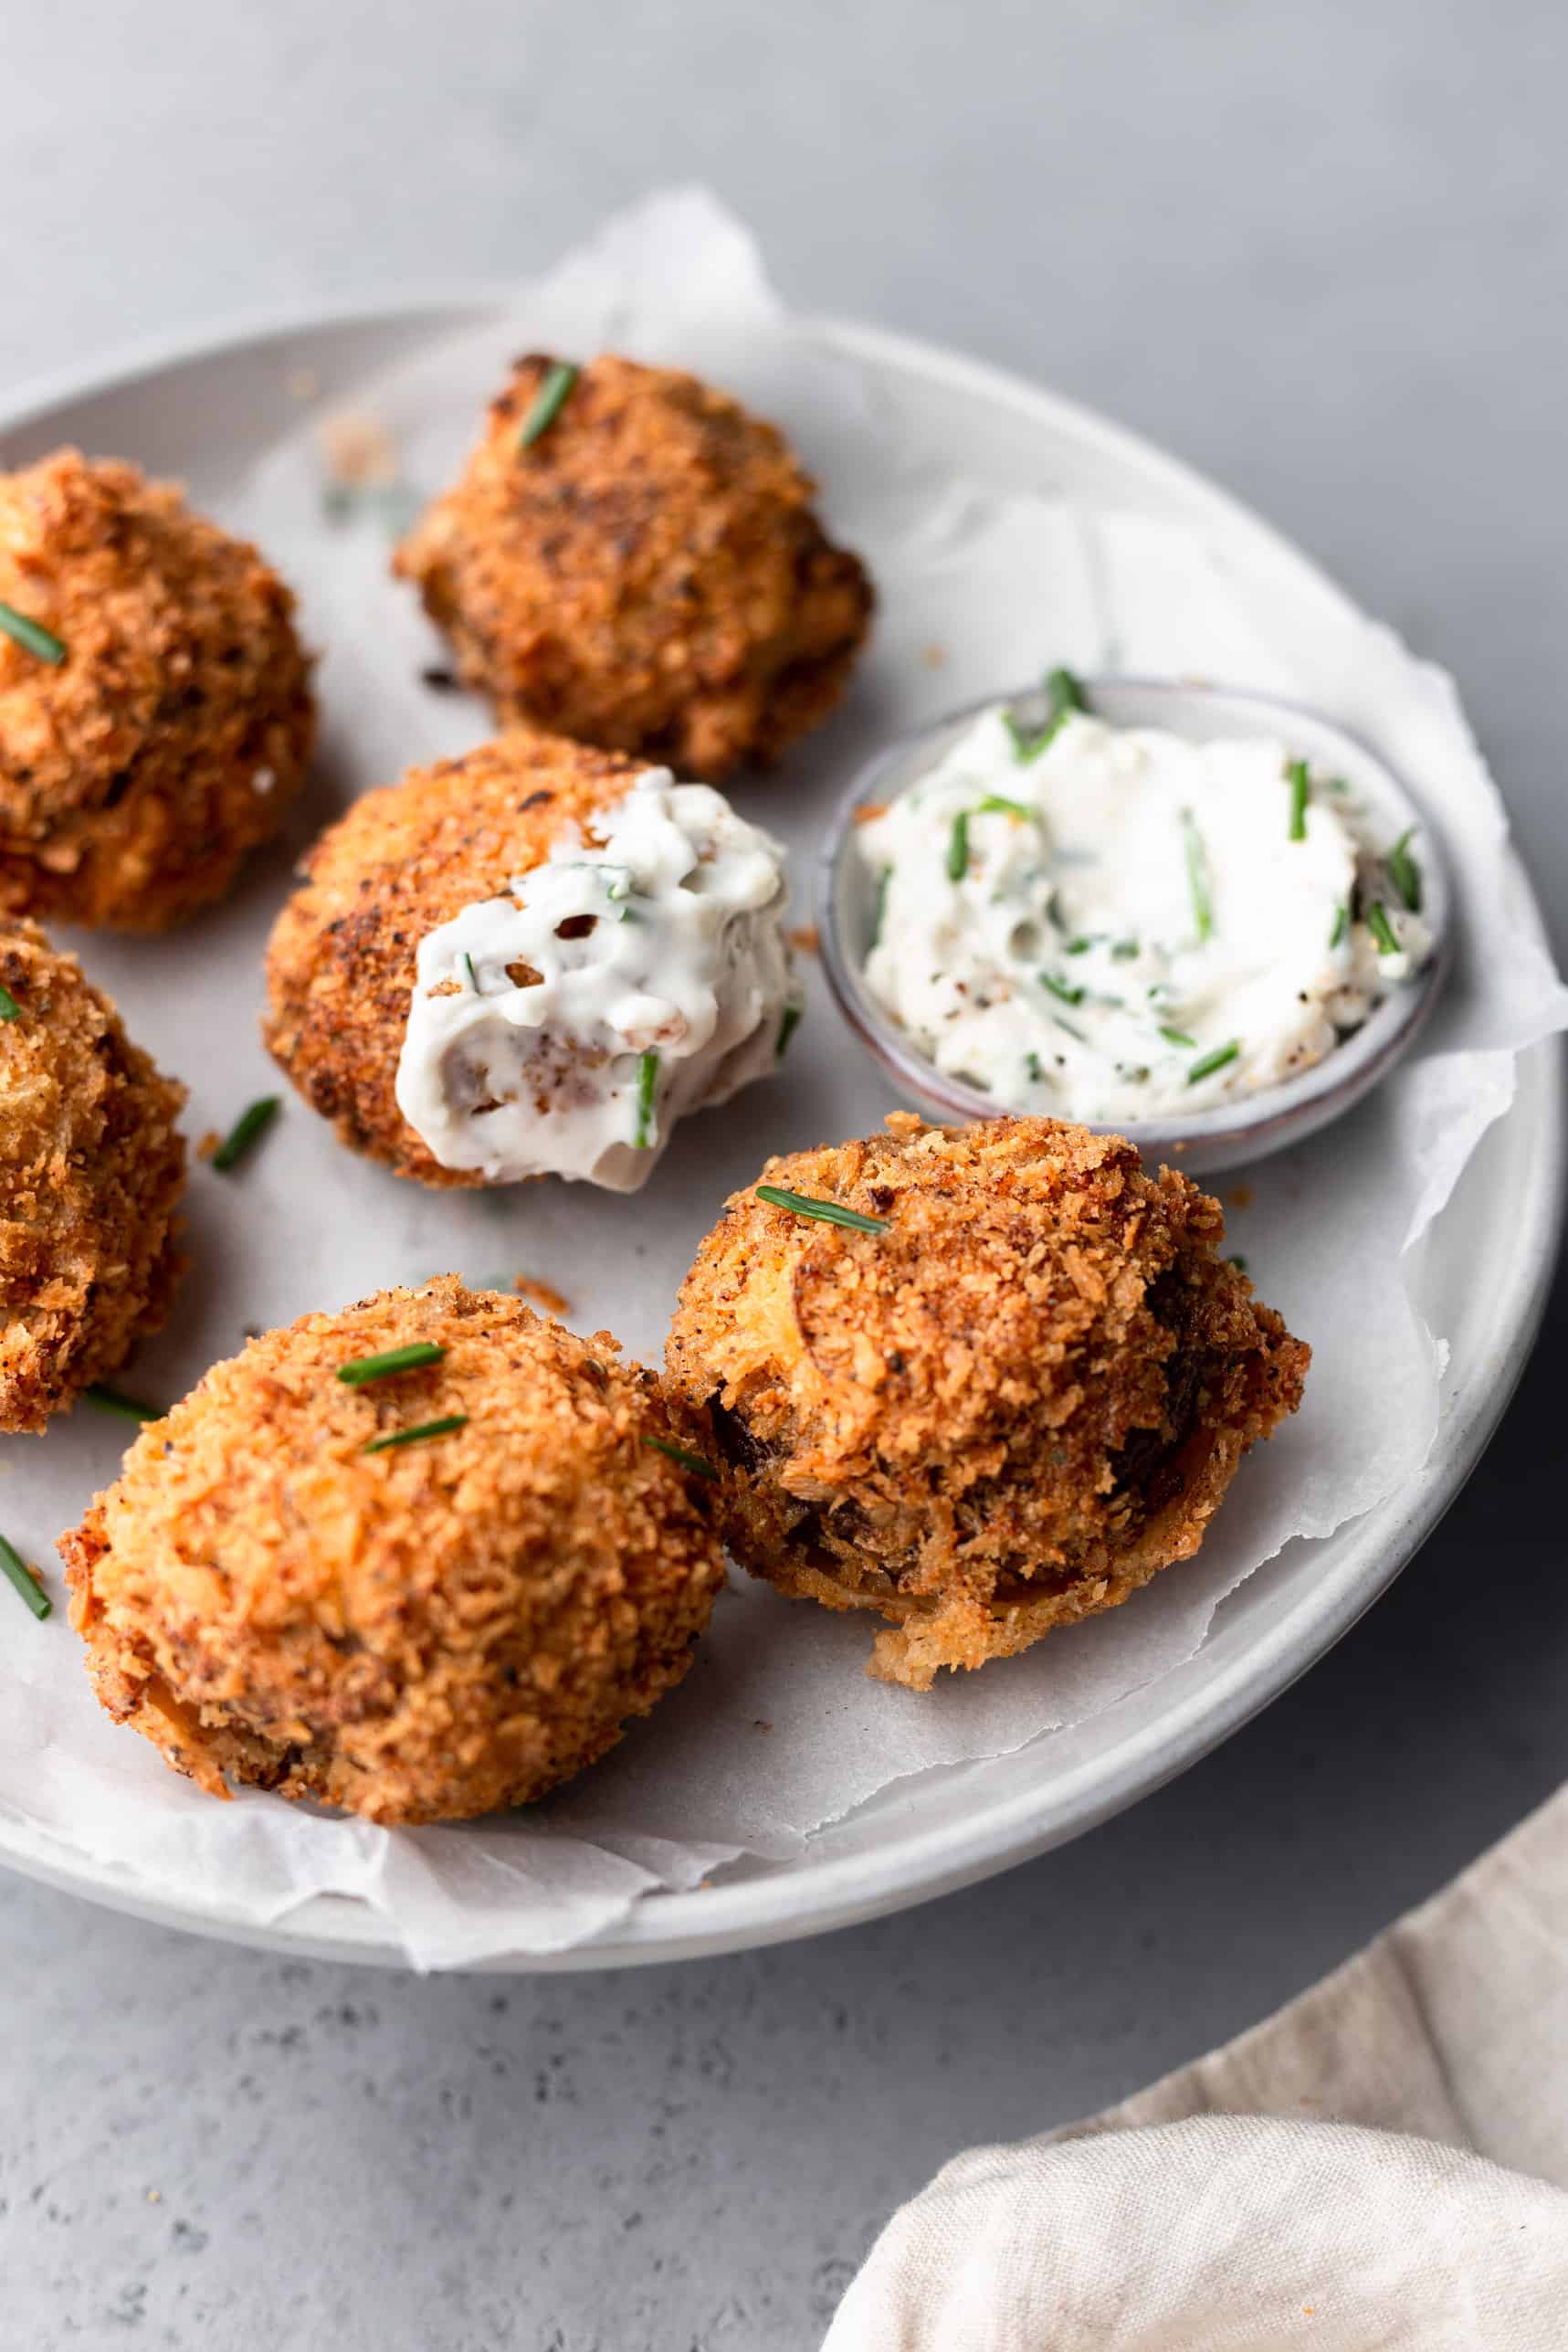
[823,1786,1568,2348]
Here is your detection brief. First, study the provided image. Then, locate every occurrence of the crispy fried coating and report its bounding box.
[395,354,872,779]
[0,921,186,1431]
[664,1113,1308,1689]
[61,1280,727,1824]
[0,449,313,929]
[263,727,649,1185]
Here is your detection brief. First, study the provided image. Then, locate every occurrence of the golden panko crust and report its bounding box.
[0,448,314,929]
[263,727,649,1185]
[394,353,873,780]
[0,921,186,1431]
[663,1113,1309,1689]
[61,1279,727,1824]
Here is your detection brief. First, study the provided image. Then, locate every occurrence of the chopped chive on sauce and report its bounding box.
[633,1049,660,1148]
[1053,1013,1087,1043]
[1064,935,1093,956]
[1181,809,1214,943]
[85,1384,159,1422]
[946,810,970,881]
[1387,828,1423,913]
[517,360,579,450]
[1159,1025,1197,1049]
[974,793,1037,821]
[1047,666,1087,720]
[211,1095,280,1173]
[1111,937,1140,961]
[1025,1050,1043,1082]
[0,1533,48,1620]
[0,984,19,1021]
[1365,900,1401,955]
[1286,758,1310,841]
[642,1435,720,1481]
[337,1342,447,1387]
[755,1184,889,1234]
[1329,902,1349,950]
[461,951,479,990]
[869,867,891,949]
[363,1414,468,1455]
[1004,667,1086,764]
[1227,1253,1249,1274]
[1187,1039,1241,1085]
[775,1001,803,1060]
[1039,971,1085,1007]
[0,601,67,665]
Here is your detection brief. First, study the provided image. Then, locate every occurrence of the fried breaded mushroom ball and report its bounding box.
[394,353,872,779]
[664,1113,1309,1690]
[0,448,313,928]
[61,1280,727,1825]
[0,921,185,1431]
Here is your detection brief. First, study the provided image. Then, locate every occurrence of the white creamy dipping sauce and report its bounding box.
[395,768,797,1191]
[857,703,1432,1123]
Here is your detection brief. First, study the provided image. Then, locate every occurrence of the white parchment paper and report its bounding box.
[2,190,1564,1967]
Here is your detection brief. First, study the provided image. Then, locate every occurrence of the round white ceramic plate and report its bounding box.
[0,298,1560,1971]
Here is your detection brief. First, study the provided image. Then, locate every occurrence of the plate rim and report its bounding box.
[0,292,1560,1971]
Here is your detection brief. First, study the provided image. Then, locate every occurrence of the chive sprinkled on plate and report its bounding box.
[869,867,891,949]
[1005,667,1085,764]
[775,1001,803,1060]
[363,1414,468,1455]
[337,1342,447,1387]
[1365,900,1401,955]
[0,1534,48,1620]
[517,360,578,450]
[1159,1024,1197,1048]
[642,1435,720,1481]
[975,793,1036,821]
[946,810,970,881]
[1181,809,1214,942]
[0,601,66,666]
[1039,971,1085,1007]
[755,1185,889,1234]
[1286,758,1310,841]
[85,1384,159,1421]
[0,984,20,1021]
[1046,666,1086,721]
[1111,937,1140,961]
[461,951,478,990]
[1329,902,1349,949]
[1025,1050,1043,1082]
[1387,828,1422,912]
[1064,935,1093,955]
[211,1095,280,1173]
[633,1049,659,1147]
[1187,1039,1241,1084]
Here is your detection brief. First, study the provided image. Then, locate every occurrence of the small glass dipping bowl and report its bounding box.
[816,678,1452,1176]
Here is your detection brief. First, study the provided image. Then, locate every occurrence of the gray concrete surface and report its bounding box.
[3,4,1565,2345]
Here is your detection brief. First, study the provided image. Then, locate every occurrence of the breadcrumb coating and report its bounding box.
[0,921,186,1431]
[61,1280,727,1824]
[664,1113,1308,1689]
[395,354,872,779]
[0,449,313,929]
[263,728,651,1185]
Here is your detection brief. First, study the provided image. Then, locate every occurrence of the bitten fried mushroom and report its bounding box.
[395,353,872,779]
[61,1281,727,1825]
[664,1113,1308,1690]
[0,448,313,929]
[0,920,185,1431]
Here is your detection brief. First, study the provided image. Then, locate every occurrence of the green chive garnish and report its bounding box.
[1182,810,1214,942]
[1064,935,1093,955]
[755,1185,889,1234]
[1053,1014,1087,1043]
[775,1001,803,1060]
[211,1096,280,1173]
[1025,1050,1043,1082]
[1004,667,1086,763]
[633,1049,659,1148]
[1111,938,1140,961]
[461,952,478,990]
[946,810,970,881]
[517,361,579,450]
[1039,971,1085,1007]
[363,1414,468,1455]
[975,794,1037,821]
[869,868,891,949]
[1159,1025,1197,1048]
[0,985,19,1021]
[337,1342,447,1387]
[0,1534,48,1620]
[642,1435,720,1481]
[1329,902,1349,950]
[1227,1254,1249,1274]
[85,1384,159,1422]
[0,601,66,666]
[1004,712,1051,763]
[1387,828,1422,913]
[1286,758,1310,841]
[1366,900,1401,955]
[1047,666,1086,720]
[1187,1039,1241,1084]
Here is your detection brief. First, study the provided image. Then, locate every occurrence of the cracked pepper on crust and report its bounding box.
[394,353,873,780]
[0,920,186,1432]
[0,448,313,929]
[61,1280,727,1825]
[263,727,652,1184]
[663,1113,1309,1690]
